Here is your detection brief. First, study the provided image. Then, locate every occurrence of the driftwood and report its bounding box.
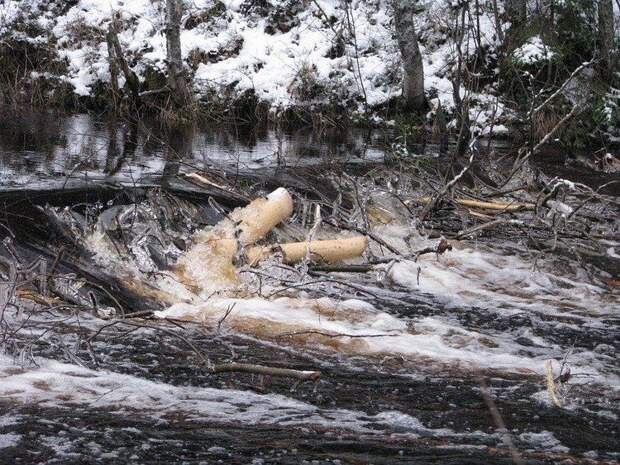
[420,196,534,212]
[185,172,231,192]
[212,362,321,381]
[247,236,369,266]
[456,218,525,239]
[308,263,374,273]
[324,219,402,256]
[308,239,452,273]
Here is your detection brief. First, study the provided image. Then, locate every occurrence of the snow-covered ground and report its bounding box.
[1,0,619,136]
[0,0,514,128]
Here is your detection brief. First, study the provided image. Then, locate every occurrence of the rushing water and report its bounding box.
[0,111,618,464]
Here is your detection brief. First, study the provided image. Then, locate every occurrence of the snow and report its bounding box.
[1,0,510,129]
[0,2,22,33]
[513,36,555,64]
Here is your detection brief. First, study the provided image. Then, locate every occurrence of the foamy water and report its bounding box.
[0,354,457,438]
[68,191,620,393]
[4,187,617,438]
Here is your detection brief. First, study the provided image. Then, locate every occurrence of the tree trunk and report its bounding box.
[393,0,425,111]
[165,0,191,107]
[107,16,141,106]
[597,0,615,81]
[491,0,505,43]
[105,24,119,109]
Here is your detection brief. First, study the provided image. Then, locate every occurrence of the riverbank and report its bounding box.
[2,0,618,157]
[0,0,517,130]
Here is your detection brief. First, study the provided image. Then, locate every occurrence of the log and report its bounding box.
[185,172,229,192]
[308,263,374,273]
[229,187,294,245]
[212,362,321,381]
[418,197,535,212]
[174,188,294,289]
[246,236,368,265]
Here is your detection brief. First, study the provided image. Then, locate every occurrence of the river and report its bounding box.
[0,111,618,464]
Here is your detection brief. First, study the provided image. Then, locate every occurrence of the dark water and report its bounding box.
[0,112,390,191]
[2,314,618,465]
[0,111,618,465]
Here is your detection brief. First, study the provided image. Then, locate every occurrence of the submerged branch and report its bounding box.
[212,362,321,381]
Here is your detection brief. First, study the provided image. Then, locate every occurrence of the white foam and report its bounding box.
[518,431,569,453]
[0,354,453,437]
[156,296,589,378]
[0,433,20,449]
[374,224,615,318]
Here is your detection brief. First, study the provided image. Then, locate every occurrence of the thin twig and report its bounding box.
[478,377,524,465]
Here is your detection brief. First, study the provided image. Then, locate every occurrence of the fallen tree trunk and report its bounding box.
[247,236,369,266]
[174,188,294,289]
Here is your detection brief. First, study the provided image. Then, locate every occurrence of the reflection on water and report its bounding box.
[0,112,392,190]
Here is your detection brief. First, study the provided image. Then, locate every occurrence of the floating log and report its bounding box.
[418,197,535,212]
[174,188,294,290]
[246,236,368,265]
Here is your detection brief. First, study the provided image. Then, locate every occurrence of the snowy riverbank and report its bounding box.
[1,0,516,129]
